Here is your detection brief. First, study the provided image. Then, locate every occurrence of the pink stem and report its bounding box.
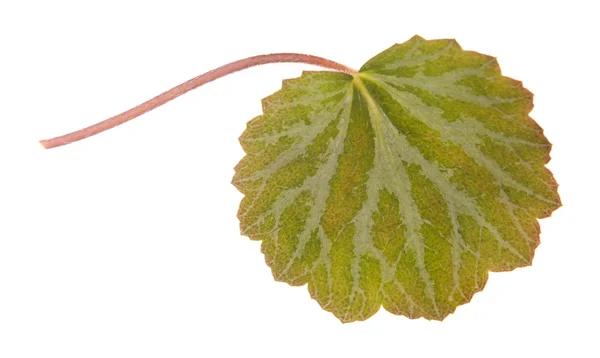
[39,53,356,149]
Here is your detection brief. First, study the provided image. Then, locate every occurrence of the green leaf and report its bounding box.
[232,35,561,322]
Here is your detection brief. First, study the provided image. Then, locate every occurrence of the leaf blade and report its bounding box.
[233,36,560,322]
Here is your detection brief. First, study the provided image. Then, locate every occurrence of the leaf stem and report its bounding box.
[39,53,357,149]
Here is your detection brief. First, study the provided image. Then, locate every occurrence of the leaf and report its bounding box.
[232,35,561,322]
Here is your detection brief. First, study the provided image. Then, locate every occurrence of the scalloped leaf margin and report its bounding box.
[232,35,561,322]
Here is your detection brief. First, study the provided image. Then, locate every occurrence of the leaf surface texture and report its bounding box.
[232,35,561,322]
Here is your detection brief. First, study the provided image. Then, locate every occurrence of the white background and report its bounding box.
[1,0,598,357]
